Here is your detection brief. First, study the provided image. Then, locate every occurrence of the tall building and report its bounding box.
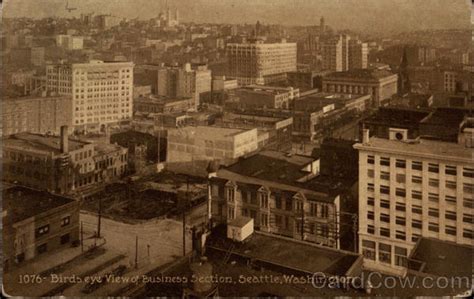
[156,63,211,108]
[398,48,411,95]
[321,37,343,72]
[11,47,45,67]
[56,35,84,50]
[46,60,134,132]
[354,114,474,275]
[322,35,368,72]
[349,40,368,69]
[226,40,297,85]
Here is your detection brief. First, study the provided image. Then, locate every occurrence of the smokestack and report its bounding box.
[60,125,69,153]
[362,129,370,144]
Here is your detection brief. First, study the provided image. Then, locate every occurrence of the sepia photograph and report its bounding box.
[1,0,473,297]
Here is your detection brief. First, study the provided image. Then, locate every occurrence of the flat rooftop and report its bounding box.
[409,238,473,277]
[206,229,360,276]
[364,107,432,126]
[420,107,472,126]
[3,186,76,224]
[356,137,473,162]
[325,68,396,80]
[169,126,249,138]
[4,133,90,154]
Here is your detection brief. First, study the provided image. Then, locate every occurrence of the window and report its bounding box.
[367,211,374,220]
[380,171,390,181]
[367,155,374,164]
[463,229,474,239]
[463,198,474,209]
[412,176,422,184]
[428,193,439,202]
[60,233,70,244]
[445,165,457,176]
[275,215,282,227]
[396,216,406,226]
[310,203,317,216]
[428,222,439,232]
[463,213,474,224]
[378,243,391,263]
[396,174,405,183]
[380,186,390,195]
[412,219,422,229]
[412,190,422,200]
[285,199,292,211]
[260,193,269,208]
[61,216,70,227]
[396,159,406,168]
[428,163,439,173]
[36,225,50,238]
[446,181,457,189]
[228,207,235,220]
[226,188,235,202]
[428,208,439,218]
[362,240,376,260]
[396,230,406,240]
[37,243,48,255]
[242,191,248,203]
[428,178,439,188]
[367,197,374,206]
[295,200,303,212]
[367,169,374,178]
[260,213,269,227]
[445,195,456,204]
[380,157,390,166]
[367,183,375,192]
[396,202,406,212]
[380,214,390,223]
[463,183,474,194]
[396,188,406,197]
[412,234,421,243]
[367,225,375,234]
[444,211,457,221]
[412,161,423,171]
[445,225,457,236]
[320,204,329,218]
[412,205,422,214]
[463,167,474,178]
[380,200,390,209]
[395,247,408,267]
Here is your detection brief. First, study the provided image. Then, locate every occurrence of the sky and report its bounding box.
[2,0,472,34]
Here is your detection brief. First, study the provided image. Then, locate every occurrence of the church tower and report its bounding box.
[398,47,411,95]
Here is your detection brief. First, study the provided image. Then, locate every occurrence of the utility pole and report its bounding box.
[183,177,189,256]
[97,192,102,238]
[135,235,138,269]
[80,221,84,253]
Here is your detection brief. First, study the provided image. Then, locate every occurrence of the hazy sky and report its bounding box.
[3,0,472,34]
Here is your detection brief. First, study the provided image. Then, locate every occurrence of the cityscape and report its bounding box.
[1,0,473,297]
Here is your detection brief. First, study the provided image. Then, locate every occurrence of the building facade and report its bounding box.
[3,186,80,270]
[2,95,73,137]
[355,129,474,275]
[46,60,134,132]
[237,85,300,109]
[226,40,297,85]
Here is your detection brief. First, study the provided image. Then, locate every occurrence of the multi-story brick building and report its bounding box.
[3,186,79,270]
[210,151,342,248]
[46,60,134,132]
[226,39,297,85]
[2,95,73,137]
[2,126,128,196]
[237,85,300,109]
[355,124,474,275]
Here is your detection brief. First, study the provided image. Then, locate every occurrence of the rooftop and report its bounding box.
[169,126,249,138]
[4,133,90,154]
[364,107,431,126]
[409,238,473,278]
[325,68,396,80]
[3,186,76,224]
[206,228,360,276]
[355,136,473,162]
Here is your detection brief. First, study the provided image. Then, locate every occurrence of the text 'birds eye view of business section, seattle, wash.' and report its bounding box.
[0,0,473,297]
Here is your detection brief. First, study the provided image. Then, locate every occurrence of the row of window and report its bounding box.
[366,225,474,240]
[362,240,408,266]
[36,216,71,238]
[367,156,474,177]
[367,210,473,224]
[367,183,474,197]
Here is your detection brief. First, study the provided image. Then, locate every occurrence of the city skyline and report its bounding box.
[3,0,471,34]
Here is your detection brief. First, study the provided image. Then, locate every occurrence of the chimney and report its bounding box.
[60,125,69,153]
[362,129,370,144]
